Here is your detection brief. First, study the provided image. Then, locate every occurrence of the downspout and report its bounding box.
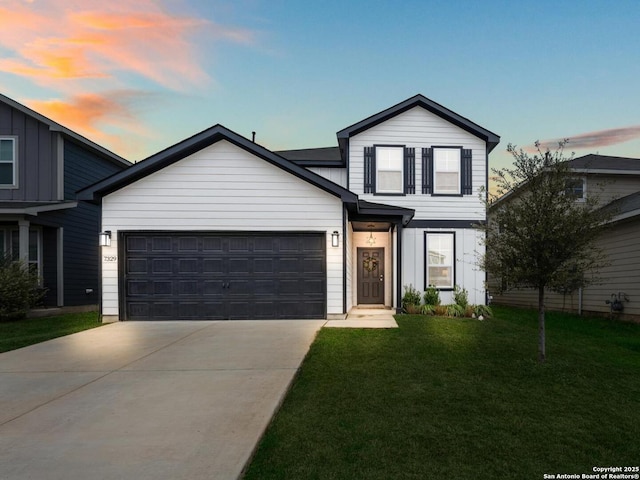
[396,222,403,314]
[342,207,347,315]
[578,287,583,316]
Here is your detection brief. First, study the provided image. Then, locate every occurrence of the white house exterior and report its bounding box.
[79,95,500,321]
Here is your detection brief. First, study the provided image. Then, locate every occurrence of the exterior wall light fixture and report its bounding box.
[331,231,340,248]
[99,230,112,247]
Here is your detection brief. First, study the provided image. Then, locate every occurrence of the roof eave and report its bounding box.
[337,94,500,152]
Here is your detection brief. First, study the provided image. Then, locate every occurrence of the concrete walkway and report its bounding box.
[0,320,324,480]
[324,307,398,328]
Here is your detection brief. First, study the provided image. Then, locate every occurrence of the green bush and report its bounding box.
[473,304,493,319]
[420,304,435,316]
[402,284,422,312]
[0,255,45,321]
[423,285,441,306]
[453,284,469,309]
[445,304,466,317]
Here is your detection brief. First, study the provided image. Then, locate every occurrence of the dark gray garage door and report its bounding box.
[121,232,326,320]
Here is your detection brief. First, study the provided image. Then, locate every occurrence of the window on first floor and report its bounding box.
[425,232,455,289]
[2,228,41,278]
[0,137,17,187]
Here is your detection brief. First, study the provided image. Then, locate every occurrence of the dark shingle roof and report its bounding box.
[568,154,640,171]
[603,191,640,218]
[275,147,343,166]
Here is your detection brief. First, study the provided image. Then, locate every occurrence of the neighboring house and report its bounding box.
[489,154,640,319]
[0,94,131,309]
[78,94,500,321]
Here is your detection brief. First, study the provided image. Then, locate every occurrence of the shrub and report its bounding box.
[0,255,45,321]
[423,285,441,306]
[473,304,493,319]
[420,304,435,316]
[445,304,466,318]
[402,284,422,312]
[453,285,469,309]
[434,305,448,316]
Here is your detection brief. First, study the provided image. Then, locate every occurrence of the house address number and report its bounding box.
[103,256,118,262]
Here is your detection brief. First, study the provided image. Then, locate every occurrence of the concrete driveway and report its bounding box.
[0,320,324,480]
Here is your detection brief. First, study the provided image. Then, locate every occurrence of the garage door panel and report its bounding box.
[123,232,326,320]
[178,258,199,274]
[153,281,173,295]
[178,237,199,252]
[127,236,148,252]
[302,258,324,273]
[228,258,251,274]
[127,258,148,274]
[203,258,223,273]
[152,237,172,252]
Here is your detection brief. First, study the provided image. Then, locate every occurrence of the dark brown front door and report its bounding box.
[357,248,384,304]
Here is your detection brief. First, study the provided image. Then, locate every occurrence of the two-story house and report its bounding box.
[78,94,500,321]
[0,94,130,310]
[489,154,640,319]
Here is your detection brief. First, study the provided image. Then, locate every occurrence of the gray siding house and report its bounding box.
[0,94,130,309]
[79,94,500,321]
[489,154,640,320]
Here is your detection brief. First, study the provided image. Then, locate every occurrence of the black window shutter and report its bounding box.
[364,147,375,193]
[461,149,473,194]
[422,148,433,194]
[404,147,415,194]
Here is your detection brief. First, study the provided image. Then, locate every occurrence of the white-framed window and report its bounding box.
[425,232,455,289]
[0,137,17,187]
[376,146,404,194]
[565,178,586,201]
[433,148,460,194]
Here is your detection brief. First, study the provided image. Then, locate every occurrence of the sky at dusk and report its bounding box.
[0,0,638,173]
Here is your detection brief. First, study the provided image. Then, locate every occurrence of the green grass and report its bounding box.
[0,311,103,353]
[243,306,640,479]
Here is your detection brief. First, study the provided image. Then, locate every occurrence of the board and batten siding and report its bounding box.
[403,227,486,305]
[100,140,345,318]
[0,101,58,201]
[349,106,487,221]
[490,217,640,318]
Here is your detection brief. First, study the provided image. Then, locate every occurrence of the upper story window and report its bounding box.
[0,137,17,187]
[376,146,403,194]
[565,178,586,201]
[363,145,415,195]
[433,148,461,194]
[422,147,473,195]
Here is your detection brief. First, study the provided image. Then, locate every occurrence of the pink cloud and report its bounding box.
[533,126,640,152]
[0,1,257,90]
[27,91,155,158]
[0,1,260,157]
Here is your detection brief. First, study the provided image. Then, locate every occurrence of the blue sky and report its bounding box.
[0,0,638,172]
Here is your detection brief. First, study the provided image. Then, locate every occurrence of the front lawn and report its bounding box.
[0,311,103,353]
[243,306,640,479]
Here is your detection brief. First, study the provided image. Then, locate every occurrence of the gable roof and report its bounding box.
[336,94,500,155]
[0,93,130,168]
[567,154,640,173]
[78,124,358,204]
